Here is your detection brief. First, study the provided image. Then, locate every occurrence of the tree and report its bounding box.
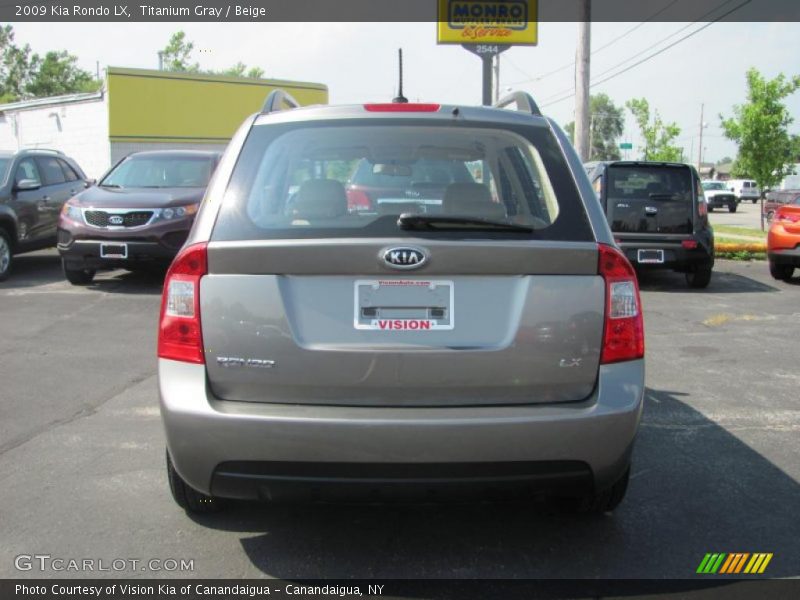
[0,25,35,102]
[26,51,97,97]
[564,93,625,161]
[159,31,265,79]
[626,98,682,162]
[721,68,800,193]
[717,156,733,165]
[221,62,265,79]
[159,31,199,73]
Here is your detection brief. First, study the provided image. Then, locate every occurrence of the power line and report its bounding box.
[535,0,745,105]
[539,0,753,109]
[504,0,683,87]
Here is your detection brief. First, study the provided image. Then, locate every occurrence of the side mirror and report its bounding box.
[84,179,96,188]
[15,179,41,191]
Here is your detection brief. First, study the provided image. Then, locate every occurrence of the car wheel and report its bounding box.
[166,450,224,513]
[707,205,713,212]
[62,260,96,285]
[0,228,12,282]
[551,467,630,515]
[728,203,737,213]
[769,261,794,281]
[752,199,759,204]
[686,266,712,289]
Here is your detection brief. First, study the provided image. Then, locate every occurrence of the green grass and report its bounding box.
[713,225,767,240]
[716,250,767,261]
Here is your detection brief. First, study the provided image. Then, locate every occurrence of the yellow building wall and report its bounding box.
[107,67,328,143]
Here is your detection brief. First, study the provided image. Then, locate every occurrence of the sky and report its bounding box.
[9,20,800,163]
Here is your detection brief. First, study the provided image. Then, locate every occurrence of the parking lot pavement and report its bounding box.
[1,249,799,579]
[708,198,764,229]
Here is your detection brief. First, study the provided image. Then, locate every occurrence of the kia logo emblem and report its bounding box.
[108,215,124,225]
[381,247,427,270]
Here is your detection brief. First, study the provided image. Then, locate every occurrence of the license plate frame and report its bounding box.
[354,279,454,331]
[100,243,128,259]
[637,249,664,264]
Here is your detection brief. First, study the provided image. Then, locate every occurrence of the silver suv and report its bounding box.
[158,91,646,515]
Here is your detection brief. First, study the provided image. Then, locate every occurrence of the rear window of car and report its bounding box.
[211,121,593,241]
[101,155,216,188]
[607,165,693,202]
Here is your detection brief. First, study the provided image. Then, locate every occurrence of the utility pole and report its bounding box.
[697,103,705,170]
[574,2,592,161]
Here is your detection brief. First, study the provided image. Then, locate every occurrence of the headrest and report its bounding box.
[442,183,506,219]
[292,179,347,219]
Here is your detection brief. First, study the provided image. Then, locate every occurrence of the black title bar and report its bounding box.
[3,0,800,22]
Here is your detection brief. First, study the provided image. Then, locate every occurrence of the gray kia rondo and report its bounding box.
[158,91,646,515]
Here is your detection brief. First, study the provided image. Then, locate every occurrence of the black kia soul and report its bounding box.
[585,161,714,288]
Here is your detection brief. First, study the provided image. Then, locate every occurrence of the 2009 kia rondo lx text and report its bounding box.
[158,91,646,515]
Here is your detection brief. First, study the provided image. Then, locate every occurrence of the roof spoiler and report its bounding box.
[261,89,301,115]
[494,91,541,117]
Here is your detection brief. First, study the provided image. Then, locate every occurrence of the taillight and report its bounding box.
[363,103,441,112]
[681,240,699,249]
[157,242,207,364]
[598,244,645,364]
[777,211,800,223]
[698,200,708,217]
[346,189,372,211]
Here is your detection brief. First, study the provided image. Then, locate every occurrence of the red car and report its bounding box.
[764,189,800,222]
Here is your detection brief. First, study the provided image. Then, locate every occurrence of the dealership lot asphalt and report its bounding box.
[1,249,798,579]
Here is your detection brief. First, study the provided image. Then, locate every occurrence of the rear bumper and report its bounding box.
[159,359,645,500]
[618,238,713,272]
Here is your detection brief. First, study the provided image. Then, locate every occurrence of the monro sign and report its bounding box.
[437,0,538,45]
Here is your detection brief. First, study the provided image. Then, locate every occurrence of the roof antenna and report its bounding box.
[392,48,408,103]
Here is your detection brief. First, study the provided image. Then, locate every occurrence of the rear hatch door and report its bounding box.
[199,117,605,408]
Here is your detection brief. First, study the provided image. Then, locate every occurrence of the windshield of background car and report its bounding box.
[702,181,726,191]
[607,166,693,202]
[100,155,215,188]
[211,122,594,241]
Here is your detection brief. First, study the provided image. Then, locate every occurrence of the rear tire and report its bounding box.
[769,261,794,281]
[728,203,737,213]
[686,266,712,289]
[0,228,12,282]
[62,260,95,285]
[553,467,630,515]
[752,198,759,204]
[707,206,713,212]
[166,450,224,513]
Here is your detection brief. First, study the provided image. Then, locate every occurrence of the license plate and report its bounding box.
[354,279,454,330]
[637,249,664,264]
[100,243,127,259]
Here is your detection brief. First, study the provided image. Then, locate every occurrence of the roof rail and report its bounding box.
[261,89,301,114]
[19,148,65,156]
[494,91,542,117]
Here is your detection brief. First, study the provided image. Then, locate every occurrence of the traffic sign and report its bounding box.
[619,142,633,150]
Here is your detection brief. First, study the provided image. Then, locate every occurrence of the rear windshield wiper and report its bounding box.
[397,213,534,233]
